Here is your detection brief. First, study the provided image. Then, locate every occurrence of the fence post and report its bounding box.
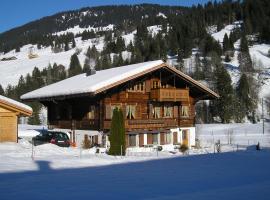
[31,139,34,160]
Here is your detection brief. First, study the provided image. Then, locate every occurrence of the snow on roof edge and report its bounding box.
[21,60,164,100]
[0,95,32,114]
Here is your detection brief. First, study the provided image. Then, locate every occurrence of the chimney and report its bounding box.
[86,68,96,76]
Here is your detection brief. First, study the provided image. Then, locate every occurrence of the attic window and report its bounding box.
[127,82,145,92]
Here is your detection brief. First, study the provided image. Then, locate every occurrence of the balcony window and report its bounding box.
[106,104,121,119]
[164,106,173,118]
[153,107,161,118]
[126,105,136,119]
[181,106,189,117]
[87,105,95,119]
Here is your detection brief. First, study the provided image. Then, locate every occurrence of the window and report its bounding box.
[153,107,161,118]
[129,135,137,146]
[106,104,121,119]
[165,133,171,144]
[181,106,189,117]
[126,105,136,119]
[127,82,145,92]
[87,105,95,119]
[152,81,159,89]
[164,106,173,118]
[152,134,158,145]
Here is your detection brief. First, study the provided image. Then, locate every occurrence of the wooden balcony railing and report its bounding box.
[150,88,189,102]
[104,118,179,130]
[49,119,99,130]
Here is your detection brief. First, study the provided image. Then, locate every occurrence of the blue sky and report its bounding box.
[0,0,215,33]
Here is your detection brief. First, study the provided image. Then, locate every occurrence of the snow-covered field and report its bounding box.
[1,123,270,199]
[0,138,270,199]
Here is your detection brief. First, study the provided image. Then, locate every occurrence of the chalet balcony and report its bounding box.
[150,88,189,102]
[104,118,179,130]
[49,119,99,130]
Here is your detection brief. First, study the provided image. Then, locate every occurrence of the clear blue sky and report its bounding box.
[0,0,215,33]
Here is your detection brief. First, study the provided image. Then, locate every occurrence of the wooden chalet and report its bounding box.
[21,60,219,148]
[0,95,32,142]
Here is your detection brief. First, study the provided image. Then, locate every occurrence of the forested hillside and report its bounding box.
[0,0,270,124]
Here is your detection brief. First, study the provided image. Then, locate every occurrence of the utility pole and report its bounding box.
[262,98,264,135]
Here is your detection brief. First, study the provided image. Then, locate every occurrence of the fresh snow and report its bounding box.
[0,95,32,112]
[53,24,114,36]
[211,21,242,43]
[21,60,164,99]
[0,123,270,199]
[157,12,167,19]
[1,133,270,199]
[0,25,163,89]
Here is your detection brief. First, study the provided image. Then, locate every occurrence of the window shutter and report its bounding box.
[105,105,111,119]
[174,106,178,118]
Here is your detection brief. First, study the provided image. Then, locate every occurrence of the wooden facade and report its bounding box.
[22,62,218,147]
[0,97,32,142]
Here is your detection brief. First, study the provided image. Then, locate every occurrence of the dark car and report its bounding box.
[32,131,70,147]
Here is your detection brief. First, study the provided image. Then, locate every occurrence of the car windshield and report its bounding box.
[54,132,69,140]
[37,131,52,137]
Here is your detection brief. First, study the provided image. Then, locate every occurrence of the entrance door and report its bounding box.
[182,130,189,146]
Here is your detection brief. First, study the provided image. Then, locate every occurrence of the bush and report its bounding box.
[225,54,231,62]
[82,134,91,149]
[179,144,189,153]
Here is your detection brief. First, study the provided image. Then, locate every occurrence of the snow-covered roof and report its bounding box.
[21,60,219,100]
[0,95,32,115]
[21,60,164,100]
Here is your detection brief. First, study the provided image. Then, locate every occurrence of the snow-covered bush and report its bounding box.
[179,144,188,154]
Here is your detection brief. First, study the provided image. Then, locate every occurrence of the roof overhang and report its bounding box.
[0,99,32,116]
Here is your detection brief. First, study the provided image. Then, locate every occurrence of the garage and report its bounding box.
[0,95,32,142]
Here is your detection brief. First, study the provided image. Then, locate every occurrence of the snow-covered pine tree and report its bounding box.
[68,53,82,77]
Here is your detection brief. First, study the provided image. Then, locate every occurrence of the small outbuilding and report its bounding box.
[0,95,32,142]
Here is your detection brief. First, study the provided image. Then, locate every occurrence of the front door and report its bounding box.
[182,130,189,146]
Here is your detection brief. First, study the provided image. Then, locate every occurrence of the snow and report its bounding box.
[157,12,167,19]
[0,95,32,112]
[1,123,270,199]
[0,25,161,89]
[21,60,164,100]
[0,137,270,199]
[53,24,114,36]
[211,24,236,43]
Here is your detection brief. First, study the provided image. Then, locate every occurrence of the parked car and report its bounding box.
[32,130,70,147]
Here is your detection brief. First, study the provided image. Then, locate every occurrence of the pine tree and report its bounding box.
[223,33,229,52]
[83,57,91,73]
[72,38,76,48]
[238,34,253,73]
[68,53,82,77]
[0,84,4,96]
[214,65,234,123]
[108,108,125,155]
[236,73,257,121]
[108,108,120,155]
